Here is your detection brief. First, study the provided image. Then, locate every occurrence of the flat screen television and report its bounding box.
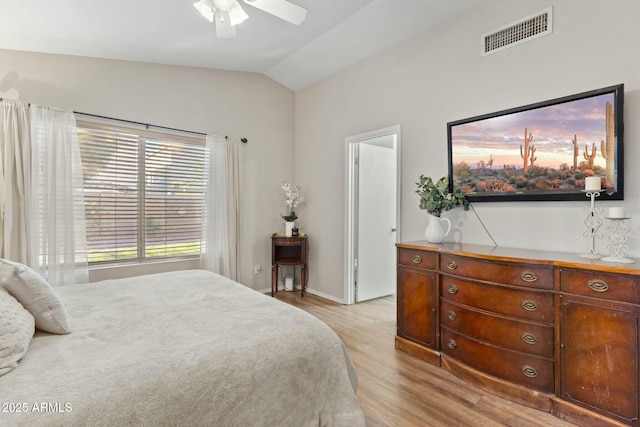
[447,84,624,202]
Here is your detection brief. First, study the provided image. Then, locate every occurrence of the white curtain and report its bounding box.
[0,99,87,286]
[226,137,244,280]
[201,135,230,277]
[200,135,243,281]
[0,99,31,263]
[29,105,88,286]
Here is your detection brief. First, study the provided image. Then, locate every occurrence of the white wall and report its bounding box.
[0,49,295,289]
[295,0,640,300]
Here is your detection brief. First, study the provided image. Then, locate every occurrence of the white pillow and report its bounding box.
[0,259,70,334]
[0,289,35,376]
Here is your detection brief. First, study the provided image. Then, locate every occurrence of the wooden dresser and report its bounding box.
[396,241,640,427]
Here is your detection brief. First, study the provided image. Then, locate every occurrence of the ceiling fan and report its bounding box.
[193,0,307,38]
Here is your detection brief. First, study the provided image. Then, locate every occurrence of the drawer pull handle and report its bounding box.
[447,311,457,321]
[522,300,538,311]
[447,284,458,294]
[521,365,538,378]
[521,271,538,282]
[588,279,609,292]
[447,261,458,270]
[411,255,422,264]
[521,333,538,345]
[447,339,457,350]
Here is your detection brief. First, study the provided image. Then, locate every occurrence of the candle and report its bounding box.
[585,176,601,191]
[609,207,627,219]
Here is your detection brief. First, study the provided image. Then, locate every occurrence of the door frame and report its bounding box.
[344,125,401,304]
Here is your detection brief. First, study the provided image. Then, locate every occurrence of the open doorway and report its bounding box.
[345,125,401,304]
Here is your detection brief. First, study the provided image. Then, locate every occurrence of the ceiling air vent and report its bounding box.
[481,7,553,56]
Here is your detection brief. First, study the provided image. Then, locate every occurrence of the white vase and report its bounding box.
[285,221,295,237]
[424,213,451,243]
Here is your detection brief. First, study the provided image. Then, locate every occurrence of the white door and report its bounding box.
[345,126,400,304]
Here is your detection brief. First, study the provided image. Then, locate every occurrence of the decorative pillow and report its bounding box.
[0,259,70,334]
[0,289,35,376]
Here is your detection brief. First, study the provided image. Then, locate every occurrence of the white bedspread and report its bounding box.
[0,270,365,426]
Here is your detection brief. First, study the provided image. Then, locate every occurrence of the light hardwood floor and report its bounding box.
[273,291,576,427]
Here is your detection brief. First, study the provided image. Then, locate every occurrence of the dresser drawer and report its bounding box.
[441,328,554,393]
[560,269,640,304]
[441,300,553,358]
[398,248,437,270]
[440,254,553,290]
[441,277,554,322]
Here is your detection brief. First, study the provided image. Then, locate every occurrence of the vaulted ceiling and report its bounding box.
[0,0,484,91]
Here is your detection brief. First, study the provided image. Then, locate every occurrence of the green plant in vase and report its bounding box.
[416,175,468,242]
[416,175,468,217]
[281,211,298,222]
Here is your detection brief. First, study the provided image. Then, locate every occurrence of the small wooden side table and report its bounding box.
[271,233,308,297]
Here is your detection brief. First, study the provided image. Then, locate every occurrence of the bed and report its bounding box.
[0,269,365,426]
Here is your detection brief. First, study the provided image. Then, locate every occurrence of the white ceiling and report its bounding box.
[0,0,484,91]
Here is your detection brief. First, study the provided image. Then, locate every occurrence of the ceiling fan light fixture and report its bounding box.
[212,0,237,11]
[215,10,237,38]
[193,0,215,22]
[228,3,249,26]
[195,0,308,39]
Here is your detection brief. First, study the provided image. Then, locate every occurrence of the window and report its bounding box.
[77,121,206,264]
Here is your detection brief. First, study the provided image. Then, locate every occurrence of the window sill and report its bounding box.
[87,257,201,283]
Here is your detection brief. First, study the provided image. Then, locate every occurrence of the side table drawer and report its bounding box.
[441,300,553,358]
[273,237,304,246]
[441,328,554,393]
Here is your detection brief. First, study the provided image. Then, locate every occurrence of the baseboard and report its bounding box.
[258,285,346,304]
[304,287,345,304]
[257,286,290,294]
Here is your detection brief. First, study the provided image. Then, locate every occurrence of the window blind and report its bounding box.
[77,121,206,264]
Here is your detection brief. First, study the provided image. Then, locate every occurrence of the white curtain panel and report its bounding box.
[0,99,31,263]
[200,135,244,281]
[29,105,89,286]
[226,137,244,281]
[201,135,231,277]
[28,105,88,286]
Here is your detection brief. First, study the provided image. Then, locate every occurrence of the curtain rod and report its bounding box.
[227,136,248,143]
[74,111,247,143]
[1,102,249,143]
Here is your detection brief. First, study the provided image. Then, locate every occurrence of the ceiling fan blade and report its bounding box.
[243,0,307,25]
[215,11,237,38]
[228,3,249,26]
[193,0,215,22]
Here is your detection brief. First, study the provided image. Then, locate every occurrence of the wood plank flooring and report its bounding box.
[273,291,576,427]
